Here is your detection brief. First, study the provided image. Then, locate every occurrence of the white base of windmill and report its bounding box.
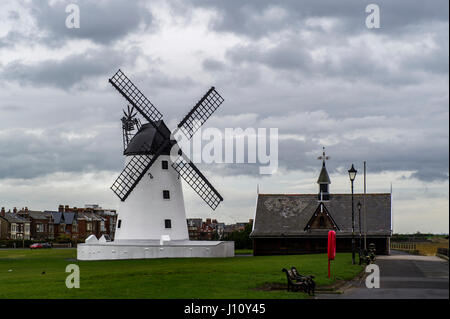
[77,155,234,260]
[114,155,190,241]
[77,236,234,260]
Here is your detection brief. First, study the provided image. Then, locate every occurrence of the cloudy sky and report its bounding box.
[0,0,448,233]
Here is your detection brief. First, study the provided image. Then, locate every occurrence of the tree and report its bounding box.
[228,223,253,249]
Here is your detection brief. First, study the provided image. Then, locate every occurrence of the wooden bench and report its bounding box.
[282,268,315,295]
[291,267,315,296]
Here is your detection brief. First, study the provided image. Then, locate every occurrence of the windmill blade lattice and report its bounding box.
[171,153,223,210]
[177,87,224,140]
[111,154,154,201]
[109,69,163,123]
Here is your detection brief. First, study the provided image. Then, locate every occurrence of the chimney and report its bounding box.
[25,207,29,213]
[13,207,17,214]
[58,205,64,212]
[1,207,5,217]
[65,205,69,212]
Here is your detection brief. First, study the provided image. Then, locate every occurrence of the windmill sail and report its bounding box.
[171,153,223,210]
[177,87,224,140]
[109,69,163,123]
[110,139,171,201]
[111,153,154,201]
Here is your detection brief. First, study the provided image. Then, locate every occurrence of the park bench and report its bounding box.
[291,267,315,295]
[282,268,315,295]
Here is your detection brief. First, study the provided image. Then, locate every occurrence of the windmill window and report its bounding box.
[117,220,122,229]
[163,190,170,200]
[165,219,172,229]
[162,160,169,170]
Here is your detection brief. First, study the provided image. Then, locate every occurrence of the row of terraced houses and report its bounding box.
[0,205,117,241]
[0,204,253,243]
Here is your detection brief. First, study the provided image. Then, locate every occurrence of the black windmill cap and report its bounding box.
[124,120,175,156]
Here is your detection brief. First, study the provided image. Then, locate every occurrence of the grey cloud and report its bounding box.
[224,24,448,86]
[1,48,127,89]
[202,58,225,71]
[198,132,449,182]
[0,125,122,180]
[188,0,449,38]
[30,0,153,45]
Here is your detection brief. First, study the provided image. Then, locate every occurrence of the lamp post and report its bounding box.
[357,201,362,264]
[348,164,357,265]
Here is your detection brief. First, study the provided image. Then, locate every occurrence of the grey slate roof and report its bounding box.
[1,212,29,223]
[250,193,391,238]
[48,212,75,224]
[28,211,52,220]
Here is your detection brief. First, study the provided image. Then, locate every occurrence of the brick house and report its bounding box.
[57,205,117,240]
[4,205,118,242]
[17,208,54,240]
[0,207,31,240]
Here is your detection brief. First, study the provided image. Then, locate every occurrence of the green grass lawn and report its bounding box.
[0,249,363,299]
[234,249,253,255]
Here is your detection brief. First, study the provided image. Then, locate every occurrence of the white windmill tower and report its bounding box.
[77,70,233,260]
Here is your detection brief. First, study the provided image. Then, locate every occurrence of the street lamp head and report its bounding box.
[348,164,357,182]
[357,201,362,211]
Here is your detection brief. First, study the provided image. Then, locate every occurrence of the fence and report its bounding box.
[437,247,449,257]
[391,242,449,256]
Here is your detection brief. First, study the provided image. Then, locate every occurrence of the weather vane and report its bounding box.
[317,146,330,166]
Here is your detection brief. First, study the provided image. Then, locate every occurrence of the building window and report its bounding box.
[162,160,169,170]
[86,223,92,231]
[37,223,44,233]
[117,220,122,229]
[163,190,170,200]
[100,221,106,232]
[11,223,17,233]
[165,219,172,229]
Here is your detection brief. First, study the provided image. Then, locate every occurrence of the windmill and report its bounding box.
[108,69,224,242]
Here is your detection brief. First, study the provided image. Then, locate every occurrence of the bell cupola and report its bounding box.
[317,147,331,200]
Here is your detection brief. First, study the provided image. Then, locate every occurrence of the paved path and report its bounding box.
[317,250,449,299]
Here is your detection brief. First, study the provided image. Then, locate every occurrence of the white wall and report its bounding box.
[114,155,189,240]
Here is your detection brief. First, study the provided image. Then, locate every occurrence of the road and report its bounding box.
[317,250,449,299]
